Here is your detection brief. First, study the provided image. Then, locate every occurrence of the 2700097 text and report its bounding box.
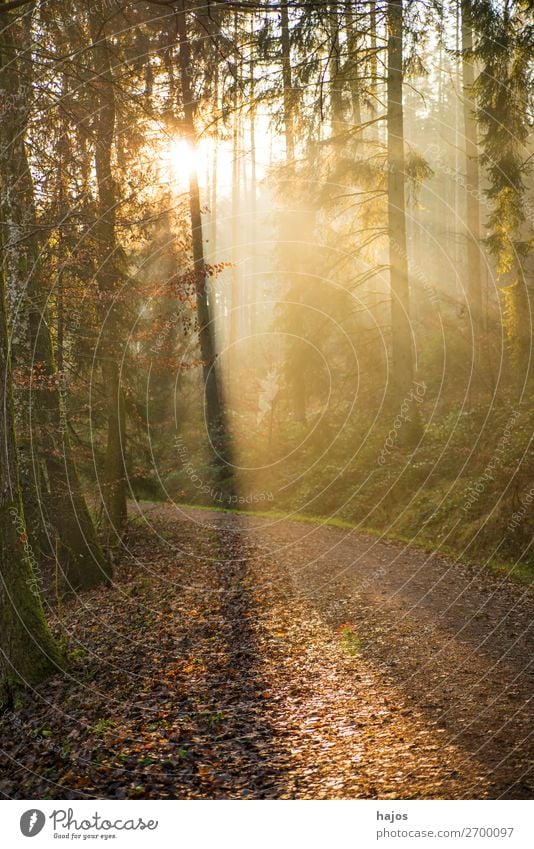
[376,827,515,840]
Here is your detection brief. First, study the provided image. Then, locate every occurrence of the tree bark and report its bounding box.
[176,2,229,466]
[248,13,258,334]
[0,226,61,700]
[461,1,483,341]
[345,0,362,127]
[89,3,128,544]
[280,3,307,424]
[0,11,110,591]
[280,1,295,164]
[329,3,344,137]
[229,33,241,354]
[369,0,378,127]
[386,0,414,399]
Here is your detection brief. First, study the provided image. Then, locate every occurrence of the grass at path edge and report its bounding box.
[135,500,533,588]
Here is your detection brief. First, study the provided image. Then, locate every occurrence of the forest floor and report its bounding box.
[1,503,532,800]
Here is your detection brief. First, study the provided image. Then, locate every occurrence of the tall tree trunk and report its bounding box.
[280,2,306,424]
[209,136,221,349]
[329,3,344,137]
[0,225,61,701]
[386,0,414,399]
[176,2,229,467]
[454,0,462,302]
[0,11,110,591]
[229,41,241,354]
[280,1,295,164]
[369,0,378,130]
[248,14,258,335]
[209,63,219,267]
[89,4,128,545]
[345,0,362,127]
[461,1,483,343]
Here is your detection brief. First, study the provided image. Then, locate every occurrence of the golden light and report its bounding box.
[159,135,235,195]
[166,138,200,188]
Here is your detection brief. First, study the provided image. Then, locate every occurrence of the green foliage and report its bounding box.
[471,0,533,365]
[339,624,361,656]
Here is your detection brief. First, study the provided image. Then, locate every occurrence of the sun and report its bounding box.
[167,138,199,186]
[160,135,235,195]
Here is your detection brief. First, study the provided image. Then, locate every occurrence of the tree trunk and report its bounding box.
[89,4,128,544]
[386,0,414,399]
[329,3,344,137]
[209,63,219,267]
[461,1,483,342]
[248,15,258,335]
[369,0,378,127]
[176,2,229,468]
[0,11,110,591]
[280,3,307,424]
[280,1,295,164]
[0,228,61,701]
[345,0,362,127]
[229,46,241,354]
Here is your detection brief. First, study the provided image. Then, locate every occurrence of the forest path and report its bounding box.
[169,504,533,799]
[1,503,532,799]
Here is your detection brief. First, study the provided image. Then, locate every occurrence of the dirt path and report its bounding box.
[171,505,534,798]
[1,503,532,799]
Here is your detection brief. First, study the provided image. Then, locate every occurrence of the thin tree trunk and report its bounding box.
[209,136,220,348]
[454,0,462,301]
[209,64,219,267]
[248,15,258,334]
[369,0,378,128]
[329,3,344,137]
[280,2,306,424]
[461,1,483,340]
[386,0,414,398]
[230,46,241,353]
[176,2,228,465]
[280,1,295,164]
[345,0,362,127]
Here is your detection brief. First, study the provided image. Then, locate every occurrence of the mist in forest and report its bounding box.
[1,0,534,810]
[0,0,532,660]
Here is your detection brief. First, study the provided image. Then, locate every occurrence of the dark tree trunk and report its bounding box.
[461,1,483,343]
[329,3,344,137]
[0,227,61,700]
[176,2,228,464]
[230,37,241,354]
[386,0,414,399]
[345,0,362,127]
[281,1,295,163]
[89,3,128,545]
[0,11,110,591]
